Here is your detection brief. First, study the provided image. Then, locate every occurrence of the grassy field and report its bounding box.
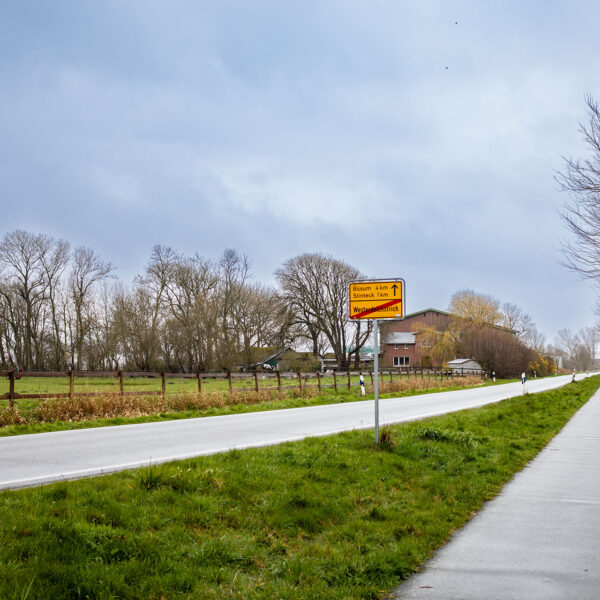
[0,376,596,599]
[1,371,472,398]
[0,375,498,437]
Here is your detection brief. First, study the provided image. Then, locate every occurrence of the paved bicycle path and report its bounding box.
[393,386,600,600]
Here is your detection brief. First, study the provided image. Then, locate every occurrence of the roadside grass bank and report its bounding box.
[0,376,486,437]
[1,376,597,600]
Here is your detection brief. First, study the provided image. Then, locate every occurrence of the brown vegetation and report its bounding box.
[3,376,481,426]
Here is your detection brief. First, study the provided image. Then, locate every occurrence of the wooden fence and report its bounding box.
[1,367,484,410]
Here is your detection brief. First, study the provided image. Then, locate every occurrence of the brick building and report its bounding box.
[380,308,453,368]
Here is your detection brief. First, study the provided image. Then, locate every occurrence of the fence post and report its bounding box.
[228,371,232,394]
[333,371,337,392]
[369,371,373,386]
[161,372,166,398]
[276,370,281,392]
[347,370,351,390]
[317,371,321,392]
[254,371,259,393]
[69,369,75,399]
[8,370,14,410]
[297,372,302,392]
[197,373,202,395]
[389,369,393,382]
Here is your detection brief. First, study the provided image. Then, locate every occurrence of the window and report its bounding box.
[394,344,398,350]
[393,356,410,366]
[404,344,409,349]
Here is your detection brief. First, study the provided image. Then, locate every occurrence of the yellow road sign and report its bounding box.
[348,279,405,320]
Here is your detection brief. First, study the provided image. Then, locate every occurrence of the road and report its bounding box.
[0,375,581,490]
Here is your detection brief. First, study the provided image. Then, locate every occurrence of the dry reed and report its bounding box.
[377,374,482,395]
[0,408,27,427]
[5,375,482,425]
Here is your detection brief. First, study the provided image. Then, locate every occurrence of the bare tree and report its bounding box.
[39,237,70,368]
[143,245,221,370]
[555,328,580,364]
[70,247,114,369]
[522,323,547,353]
[448,289,503,326]
[501,302,534,337]
[275,253,371,369]
[553,328,595,370]
[557,95,600,279]
[0,231,52,368]
[460,323,535,377]
[579,324,599,368]
[216,249,250,369]
[233,282,294,367]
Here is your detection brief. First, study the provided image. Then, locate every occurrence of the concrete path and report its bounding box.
[393,386,600,600]
[0,375,581,490]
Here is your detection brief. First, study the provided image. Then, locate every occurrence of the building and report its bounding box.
[379,307,519,369]
[380,308,453,368]
[383,332,417,367]
[447,358,483,375]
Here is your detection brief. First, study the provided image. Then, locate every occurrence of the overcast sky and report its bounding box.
[2,1,599,342]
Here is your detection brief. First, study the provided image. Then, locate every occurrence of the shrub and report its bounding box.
[0,409,27,427]
[379,427,396,451]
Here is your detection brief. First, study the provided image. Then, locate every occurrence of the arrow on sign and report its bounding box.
[391,284,398,296]
[350,298,402,319]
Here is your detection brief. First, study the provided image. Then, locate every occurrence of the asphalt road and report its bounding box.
[393,382,600,599]
[0,375,580,490]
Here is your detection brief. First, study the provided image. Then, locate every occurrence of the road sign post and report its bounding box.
[373,320,379,445]
[348,279,405,446]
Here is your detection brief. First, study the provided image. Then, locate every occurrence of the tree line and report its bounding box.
[0,229,595,375]
[414,288,598,376]
[0,231,369,372]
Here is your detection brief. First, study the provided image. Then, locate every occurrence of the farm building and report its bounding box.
[447,358,483,375]
[380,308,452,368]
[380,307,515,369]
[382,332,417,367]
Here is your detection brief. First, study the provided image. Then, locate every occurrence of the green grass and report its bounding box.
[0,377,487,438]
[0,376,597,599]
[1,372,471,398]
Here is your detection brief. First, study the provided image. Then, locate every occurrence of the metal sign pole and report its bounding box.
[348,278,405,447]
[374,319,379,445]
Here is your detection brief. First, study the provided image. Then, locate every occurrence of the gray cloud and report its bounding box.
[1,1,599,340]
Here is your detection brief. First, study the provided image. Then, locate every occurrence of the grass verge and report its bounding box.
[0,376,597,599]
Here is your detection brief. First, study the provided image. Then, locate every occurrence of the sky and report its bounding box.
[1,1,600,343]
